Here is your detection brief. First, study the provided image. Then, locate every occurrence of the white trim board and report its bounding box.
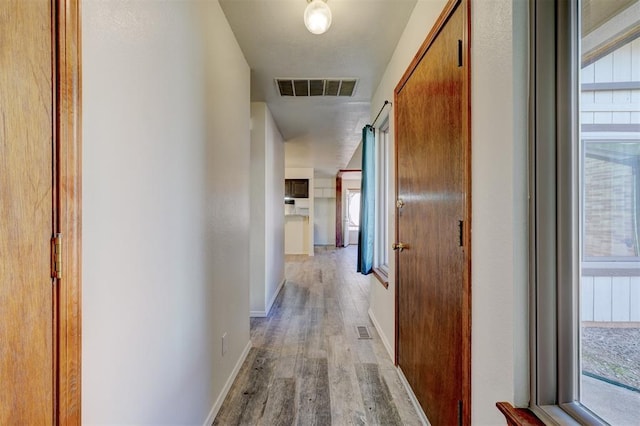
[202,340,252,426]
[250,278,286,318]
[368,308,394,361]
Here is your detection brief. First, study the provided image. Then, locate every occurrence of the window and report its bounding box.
[531,1,640,424]
[347,190,360,228]
[582,140,640,261]
[374,117,390,277]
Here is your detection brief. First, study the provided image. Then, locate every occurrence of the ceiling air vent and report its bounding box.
[325,80,340,96]
[275,78,358,97]
[277,80,294,96]
[339,80,356,96]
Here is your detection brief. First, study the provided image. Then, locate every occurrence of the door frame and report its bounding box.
[53,0,82,422]
[393,0,471,422]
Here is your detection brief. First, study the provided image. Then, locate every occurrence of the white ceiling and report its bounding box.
[219,0,417,177]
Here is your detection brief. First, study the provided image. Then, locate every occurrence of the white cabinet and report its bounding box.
[314,181,336,198]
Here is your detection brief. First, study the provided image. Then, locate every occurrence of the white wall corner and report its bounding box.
[471,0,519,422]
[250,278,286,318]
[265,278,286,315]
[203,340,252,426]
[368,308,394,361]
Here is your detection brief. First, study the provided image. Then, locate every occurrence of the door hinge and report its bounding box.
[458,400,463,426]
[458,220,464,247]
[457,39,463,67]
[52,233,62,279]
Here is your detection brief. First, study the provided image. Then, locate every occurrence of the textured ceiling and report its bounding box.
[219,0,417,177]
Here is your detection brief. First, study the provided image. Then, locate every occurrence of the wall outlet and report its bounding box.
[222,332,227,356]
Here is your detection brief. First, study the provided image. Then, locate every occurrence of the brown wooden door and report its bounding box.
[0,0,55,423]
[395,1,470,424]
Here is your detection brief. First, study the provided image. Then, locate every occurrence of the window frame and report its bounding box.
[529,0,608,424]
[373,116,390,287]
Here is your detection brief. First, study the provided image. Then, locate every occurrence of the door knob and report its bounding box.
[396,199,405,208]
[392,242,407,252]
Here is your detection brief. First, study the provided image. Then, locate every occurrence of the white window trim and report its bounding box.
[374,116,390,276]
[529,1,608,424]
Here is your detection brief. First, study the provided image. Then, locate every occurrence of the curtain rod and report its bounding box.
[370,100,391,128]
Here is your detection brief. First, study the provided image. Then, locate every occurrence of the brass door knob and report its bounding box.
[392,242,407,252]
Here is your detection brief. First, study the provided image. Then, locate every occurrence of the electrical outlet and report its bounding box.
[222,332,227,356]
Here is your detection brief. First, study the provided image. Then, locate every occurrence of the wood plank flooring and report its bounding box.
[213,246,422,426]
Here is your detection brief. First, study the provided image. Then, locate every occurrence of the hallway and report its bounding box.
[213,247,422,425]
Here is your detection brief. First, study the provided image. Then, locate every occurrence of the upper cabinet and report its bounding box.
[285,179,309,198]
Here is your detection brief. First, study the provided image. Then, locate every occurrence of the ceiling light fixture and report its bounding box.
[304,0,332,35]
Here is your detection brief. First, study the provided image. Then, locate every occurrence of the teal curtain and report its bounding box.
[357,125,375,274]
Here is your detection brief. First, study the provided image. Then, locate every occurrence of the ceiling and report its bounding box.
[219,0,417,177]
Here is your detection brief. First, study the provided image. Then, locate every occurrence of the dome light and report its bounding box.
[304,0,332,35]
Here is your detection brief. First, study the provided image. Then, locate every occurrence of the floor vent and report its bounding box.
[356,325,372,339]
[275,78,358,97]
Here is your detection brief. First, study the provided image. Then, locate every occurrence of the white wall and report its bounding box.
[313,198,336,245]
[367,0,528,424]
[313,178,336,246]
[285,168,314,255]
[250,103,267,315]
[512,0,530,408]
[82,1,251,423]
[250,102,285,317]
[265,105,286,316]
[472,0,528,422]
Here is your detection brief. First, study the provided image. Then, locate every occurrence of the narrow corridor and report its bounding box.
[213,246,422,425]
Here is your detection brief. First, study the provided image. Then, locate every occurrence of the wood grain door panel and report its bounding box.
[395,1,470,424]
[0,0,54,423]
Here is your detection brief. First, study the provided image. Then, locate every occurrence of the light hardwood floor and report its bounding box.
[213,246,422,426]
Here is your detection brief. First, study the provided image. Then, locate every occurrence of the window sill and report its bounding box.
[496,402,545,425]
[372,267,389,289]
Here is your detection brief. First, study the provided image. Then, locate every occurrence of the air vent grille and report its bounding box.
[277,80,294,96]
[339,80,357,96]
[325,80,340,96]
[275,78,358,97]
[356,325,372,339]
[309,79,324,96]
[293,80,309,96]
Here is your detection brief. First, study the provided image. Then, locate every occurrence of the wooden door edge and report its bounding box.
[393,87,400,366]
[55,0,82,423]
[393,0,472,423]
[461,1,472,424]
[394,0,461,95]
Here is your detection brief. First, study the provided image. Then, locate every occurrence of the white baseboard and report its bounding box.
[203,340,252,426]
[397,367,431,426]
[250,279,286,318]
[367,308,394,361]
